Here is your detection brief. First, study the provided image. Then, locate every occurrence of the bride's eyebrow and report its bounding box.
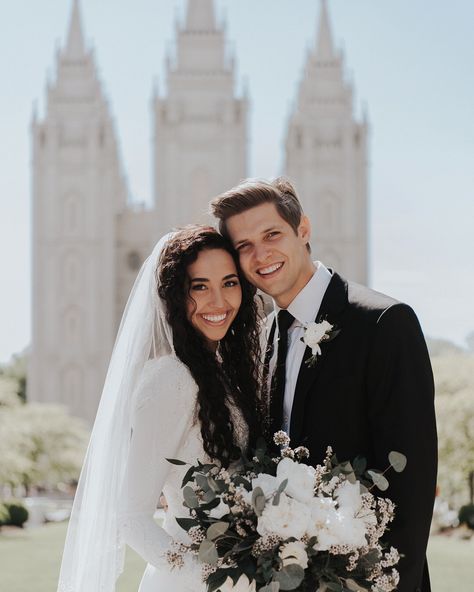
[223,273,238,280]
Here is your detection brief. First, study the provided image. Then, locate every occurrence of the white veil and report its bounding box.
[58,233,174,592]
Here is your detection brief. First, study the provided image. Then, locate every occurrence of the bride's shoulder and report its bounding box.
[135,356,197,409]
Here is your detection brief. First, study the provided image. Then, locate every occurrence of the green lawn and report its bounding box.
[0,522,473,591]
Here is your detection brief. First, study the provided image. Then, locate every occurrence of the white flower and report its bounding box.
[279,541,309,569]
[252,473,280,498]
[302,320,333,356]
[257,492,310,539]
[276,457,316,503]
[208,499,230,519]
[307,495,367,550]
[219,574,256,592]
[336,481,362,513]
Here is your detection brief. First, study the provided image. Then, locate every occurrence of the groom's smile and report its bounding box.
[256,261,284,277]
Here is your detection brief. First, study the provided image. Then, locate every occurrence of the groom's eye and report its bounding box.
[266,231,280,240]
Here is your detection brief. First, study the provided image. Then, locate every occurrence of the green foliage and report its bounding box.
[0,402,89,490]
[0,351,27,403]
[458,504,474,530]
[3,501,29,528]
[434,353,474,507]
[0,502,9,526]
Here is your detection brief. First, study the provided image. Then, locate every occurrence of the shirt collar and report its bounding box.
[274,261,332,327]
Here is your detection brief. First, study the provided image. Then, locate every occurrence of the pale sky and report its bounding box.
[0,0,473,363]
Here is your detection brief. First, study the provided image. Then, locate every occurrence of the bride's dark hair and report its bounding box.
[158,225,263,467]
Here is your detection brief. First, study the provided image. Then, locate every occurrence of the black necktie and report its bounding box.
[269,309,294,437]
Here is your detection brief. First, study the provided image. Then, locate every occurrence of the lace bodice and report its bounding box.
[118,355,248,568]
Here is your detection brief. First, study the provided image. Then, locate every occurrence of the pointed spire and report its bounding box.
[185,0,216,31]
[316,0,335,60]
[65,0,86,59]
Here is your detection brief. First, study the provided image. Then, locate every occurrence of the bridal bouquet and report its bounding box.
[166,433,406,592]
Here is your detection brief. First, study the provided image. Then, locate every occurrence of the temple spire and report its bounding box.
[65,0,86,59]
[316,0,335,59]
[185,0,216,31]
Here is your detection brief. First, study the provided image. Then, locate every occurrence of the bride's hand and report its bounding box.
[160,494,168,511]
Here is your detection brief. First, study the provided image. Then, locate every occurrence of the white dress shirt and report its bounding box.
[268,261,332,435]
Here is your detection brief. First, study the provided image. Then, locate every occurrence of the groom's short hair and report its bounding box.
[210,177,305,239]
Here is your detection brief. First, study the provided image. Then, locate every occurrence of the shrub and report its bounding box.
[4,501,29,528]
[459,504,474,530]
[0,503,9,526]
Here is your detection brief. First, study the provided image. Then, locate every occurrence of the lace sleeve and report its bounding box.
[118,356,196,568]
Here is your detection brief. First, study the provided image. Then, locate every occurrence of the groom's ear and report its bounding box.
[298,215,311,244]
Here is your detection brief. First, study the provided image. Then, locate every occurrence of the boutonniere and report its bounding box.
[301,319,340,367]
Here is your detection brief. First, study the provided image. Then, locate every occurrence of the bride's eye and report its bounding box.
[224,279,239,288]
[191,283,207,291]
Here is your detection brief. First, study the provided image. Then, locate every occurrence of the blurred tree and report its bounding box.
[0,403,89,494]
[0,350,27,402]
[433,353,474,508]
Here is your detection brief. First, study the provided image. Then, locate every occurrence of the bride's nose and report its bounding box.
[208,287,225,308]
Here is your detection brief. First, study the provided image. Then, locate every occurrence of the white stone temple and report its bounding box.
[29,0,368,423]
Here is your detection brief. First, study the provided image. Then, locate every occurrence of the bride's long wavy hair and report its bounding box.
[158,225,263,467]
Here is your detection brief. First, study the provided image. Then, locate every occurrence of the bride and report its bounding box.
[58,226,263,591]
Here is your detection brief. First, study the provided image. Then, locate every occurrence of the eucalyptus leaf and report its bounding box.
[196,473,210,491]
[388,451,407,473]
[345,578,369,592]
[183,485,199,508]
[251,486,266,516]
[273,564,304,591]
[206,521,229,540]
[175,517,196,532]
[367,470,389,491]
[277,478,288,494]
[165,457,187,465]
[202,489,216,503]
[198,539,218,565]
[181,465,197,488]
[353,455,367,474]
[326,582,344,592]
[260,583,280,592]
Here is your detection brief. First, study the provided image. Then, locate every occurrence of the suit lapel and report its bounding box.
[289,272,348,442]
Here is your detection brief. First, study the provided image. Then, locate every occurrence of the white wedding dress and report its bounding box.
[119,355,248,591]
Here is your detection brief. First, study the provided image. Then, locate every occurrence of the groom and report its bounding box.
[211,177,437,592]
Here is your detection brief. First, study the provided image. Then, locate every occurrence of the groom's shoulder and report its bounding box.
[344,279,417,327]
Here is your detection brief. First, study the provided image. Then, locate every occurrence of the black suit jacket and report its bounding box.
[275,272,437,592]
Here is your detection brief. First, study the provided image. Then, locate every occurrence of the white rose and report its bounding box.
[252,473,280,498]
[219,574,256,592]
[307,496,339,549]
[208,499,230,519]
[276,457,316,503]
[257,492,310,539]
[241,473,280,507]
[336,481,362,513]
[279,541,309,569]
[308,496,367,550]
[333,508,368,548]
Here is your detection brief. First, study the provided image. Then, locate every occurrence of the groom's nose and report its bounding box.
[254,243,272,263]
